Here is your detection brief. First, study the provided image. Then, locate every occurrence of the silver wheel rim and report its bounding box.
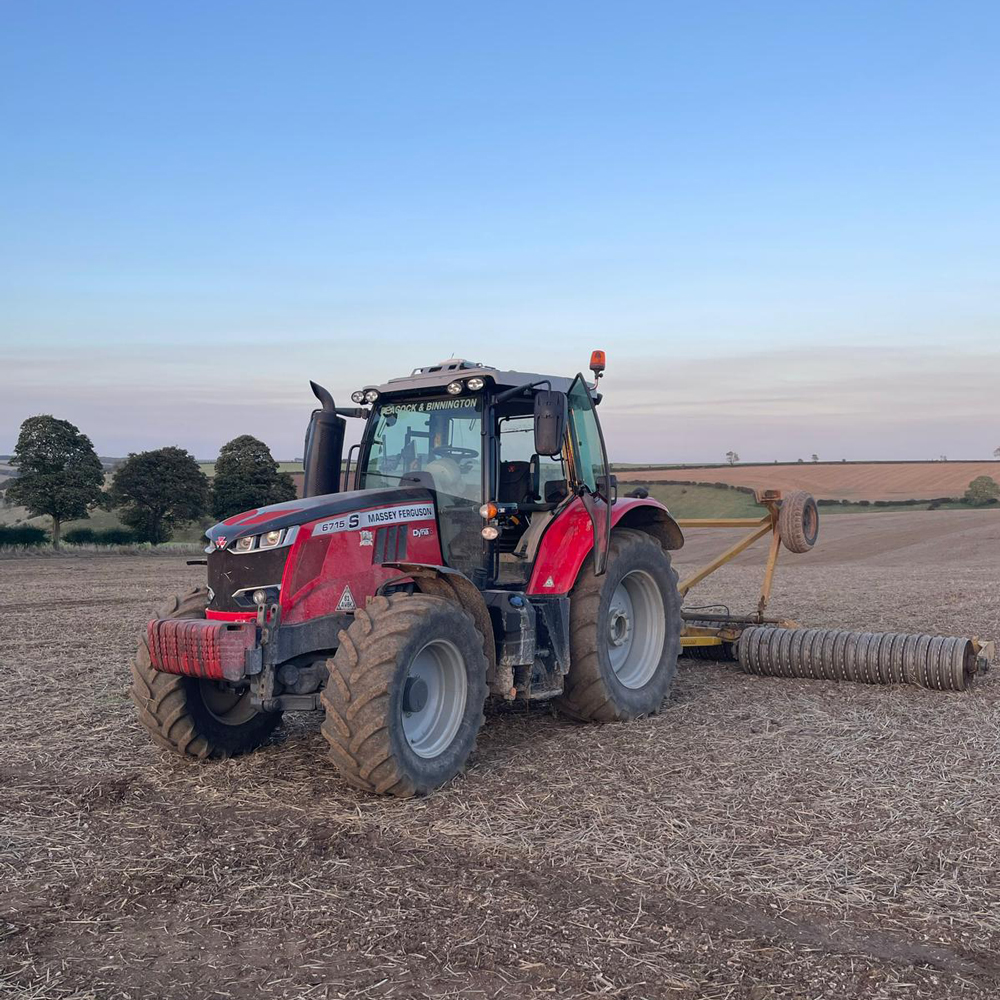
[198,681,257,725]
[607,569,665,689]
[401,638,468,759]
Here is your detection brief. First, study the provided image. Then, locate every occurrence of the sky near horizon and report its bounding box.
[2,1,998,463]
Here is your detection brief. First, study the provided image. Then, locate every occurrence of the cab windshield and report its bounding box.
[361,396,484,576]
[361,396,483,499]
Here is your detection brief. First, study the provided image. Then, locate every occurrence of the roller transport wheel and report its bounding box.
[556,528,682,722]
[779,490,819,553]
[320,593,488,797]
[130,587,281,759]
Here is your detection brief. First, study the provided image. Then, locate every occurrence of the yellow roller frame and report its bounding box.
[675,489,784,619]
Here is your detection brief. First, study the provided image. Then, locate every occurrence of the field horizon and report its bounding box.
[617,460,1000,501]
[3,457,999,544]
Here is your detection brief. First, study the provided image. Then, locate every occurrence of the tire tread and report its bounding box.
[320,593,487,797]
[555,528,681,722]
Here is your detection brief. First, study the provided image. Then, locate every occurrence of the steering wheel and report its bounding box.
[430,445,478,461]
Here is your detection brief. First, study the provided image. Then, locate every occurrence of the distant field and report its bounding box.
[197,461,303,477]
[635,483,762,518]
[0,478,209,543]
[0,502,210,543]
[631,482,975,518]
[618,461,1000,501]
[3,460,993,543]
[0,462,306,542]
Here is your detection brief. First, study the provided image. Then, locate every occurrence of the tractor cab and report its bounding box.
[341,354,615,587]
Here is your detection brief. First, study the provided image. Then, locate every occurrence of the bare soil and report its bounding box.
[2,510,1000,999]
[621,461,1000,500]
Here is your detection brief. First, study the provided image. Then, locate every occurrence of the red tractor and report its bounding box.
[132,353,688,796]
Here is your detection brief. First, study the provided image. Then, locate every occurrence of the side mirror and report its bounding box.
[534,390,567,457]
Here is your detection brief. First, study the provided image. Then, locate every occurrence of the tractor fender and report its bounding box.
[526,497,684,597]
[613,496,684,551]
[377,562,499,689]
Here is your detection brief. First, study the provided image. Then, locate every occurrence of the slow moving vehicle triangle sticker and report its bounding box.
[337,585,357,611]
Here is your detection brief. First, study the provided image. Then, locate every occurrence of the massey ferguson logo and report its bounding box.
[315,503,435,535]
[215,536,227,549]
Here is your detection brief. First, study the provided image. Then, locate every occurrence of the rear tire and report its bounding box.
[130,587,281,759]
[556,529,681,722]
[320,593,488,797]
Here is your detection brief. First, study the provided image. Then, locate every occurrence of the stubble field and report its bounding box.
[2,510,1000,999]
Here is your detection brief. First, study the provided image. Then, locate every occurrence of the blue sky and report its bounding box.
[2,1,998,462]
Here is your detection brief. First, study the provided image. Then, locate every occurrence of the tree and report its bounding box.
[994,447,1000,458]
[811,454,819,463]
[6,415,104,547]
[211,435,297,519]
[108,447,209,543]
[725,450,740,466]
[797,457,805,463]
[964,475,1000,507]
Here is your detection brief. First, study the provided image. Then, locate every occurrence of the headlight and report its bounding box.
[481,525,500,540]
[364,389,379,404]
[351,390,366,404]
[466,376,485,391]
[216,525,297,554]
[446,380,463,395]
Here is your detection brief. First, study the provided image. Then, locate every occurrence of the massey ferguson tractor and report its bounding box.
[130,352,993,796]
[132,352,693,795]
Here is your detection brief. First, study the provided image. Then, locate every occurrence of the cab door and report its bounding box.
[565,374,612,575]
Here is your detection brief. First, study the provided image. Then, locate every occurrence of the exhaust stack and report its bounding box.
[302,381,346,498]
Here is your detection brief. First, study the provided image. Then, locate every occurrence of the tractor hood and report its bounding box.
[205,486,435,550]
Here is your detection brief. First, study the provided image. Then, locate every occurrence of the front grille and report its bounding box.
[207,546,290,613]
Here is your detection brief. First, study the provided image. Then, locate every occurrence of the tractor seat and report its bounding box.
[495,461,537,554]
[497,461,534,504]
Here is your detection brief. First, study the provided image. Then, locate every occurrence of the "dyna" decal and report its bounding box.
[313,503,435,535]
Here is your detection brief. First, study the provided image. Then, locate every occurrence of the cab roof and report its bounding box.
[373,358,580,397]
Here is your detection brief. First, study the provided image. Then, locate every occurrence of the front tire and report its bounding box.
[556,529,681,722]
[320,593,488,797]
[130,587,281,759]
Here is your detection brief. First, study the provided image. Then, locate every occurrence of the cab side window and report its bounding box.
[566,376,605,493]
[497,416,565,502]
